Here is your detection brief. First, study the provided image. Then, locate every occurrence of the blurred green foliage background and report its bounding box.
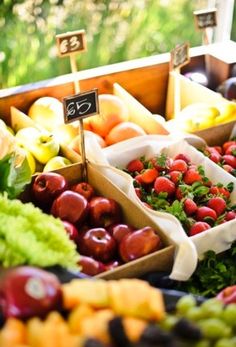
[0,0,235,89]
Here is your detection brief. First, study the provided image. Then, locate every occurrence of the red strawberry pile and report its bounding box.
[125,153,236,237]
[201,139,236,177]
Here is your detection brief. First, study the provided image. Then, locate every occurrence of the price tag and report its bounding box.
[63,89,99,124]
[56,30,87,57]
[194,8,217,30]
[170,42,190,70]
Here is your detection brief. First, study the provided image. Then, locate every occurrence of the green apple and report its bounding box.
[15,127,60,165]
[30,133,60,165]
[43,156,72,172]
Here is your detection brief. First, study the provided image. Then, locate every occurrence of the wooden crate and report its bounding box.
[0,41,235,125]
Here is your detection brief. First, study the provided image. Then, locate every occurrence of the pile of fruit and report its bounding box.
[168,101,236,133]
[6,93,156,174]
[124,152,236,236]
[200,140,236,177]
[31,171,163,276]
[0,266,236,347]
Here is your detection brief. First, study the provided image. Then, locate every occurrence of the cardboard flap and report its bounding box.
[166,71,225,119]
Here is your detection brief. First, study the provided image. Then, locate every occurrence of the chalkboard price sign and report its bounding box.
[194,8,217,30]
[56,30,86,57]
[170,42,190,70]
[63,89,99,124]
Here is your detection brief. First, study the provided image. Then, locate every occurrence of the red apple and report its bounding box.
[62,220,79,243]
[78,255,106,276]
[51,190,88,226]
[78,228,117,262]
[119,226,162,263]
[70,182,95,201]
[107,223,134,243]
[88,196,122,228]
[0,266,62,319]
[32,172,68,208]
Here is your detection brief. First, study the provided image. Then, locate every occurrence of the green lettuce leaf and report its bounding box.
[0,153,31,199]
[0,193,79,270]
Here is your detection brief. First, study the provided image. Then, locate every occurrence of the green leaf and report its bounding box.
[197,165,205,177]
[193,185,209,197]
[227,182,234,193]
[156,153,168,168]
[0,154,31,199]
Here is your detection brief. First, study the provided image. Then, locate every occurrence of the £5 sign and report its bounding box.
[63,89,99,124]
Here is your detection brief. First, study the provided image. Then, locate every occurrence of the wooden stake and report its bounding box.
[69,54,87,182]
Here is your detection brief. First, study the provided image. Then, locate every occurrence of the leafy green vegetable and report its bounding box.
[0,153,31,199]
[178,242,236,297]
[0,193,79,269]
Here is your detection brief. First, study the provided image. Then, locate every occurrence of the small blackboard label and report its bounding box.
[194,8,217,30]
[56,30,86,57]
[63,89,99,123]
[170,42,190,70]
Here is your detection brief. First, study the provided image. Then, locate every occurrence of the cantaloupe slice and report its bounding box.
[10,106,39,132]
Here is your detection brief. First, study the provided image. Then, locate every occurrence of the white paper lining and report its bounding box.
[85,132,236,281]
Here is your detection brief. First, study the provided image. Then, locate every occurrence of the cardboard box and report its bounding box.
[22,162,174,280]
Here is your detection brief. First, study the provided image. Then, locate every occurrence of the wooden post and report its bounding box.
[56,30,88,181]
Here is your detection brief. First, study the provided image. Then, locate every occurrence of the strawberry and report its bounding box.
[204,147,222,163]
[207,197,226,216]
[209,151,222,163]
[134,188,142,199]
[170,159,188,173]
[225,211,236,221]
[213,146,223,155]
[189,221,211,236]
[150,154,171,171]
[225,144,236,156]
[183,198,197,216]
[154,176,175,196]
[223,155,236,169]
[223,141,236,153]
[169,171,182,185]
[209,186,230,199]
[183,169,202,185]
[127,159,144,173]
[218,187,231,199]
[142,202,153,209]
[175,187,184,200]
[140,168,159,184]
[174,153,191,164]
[134,174,143,185]
[222,164,234,174]
[196,206,217,222]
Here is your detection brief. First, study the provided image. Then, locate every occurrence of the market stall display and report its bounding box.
[0,38,236,346]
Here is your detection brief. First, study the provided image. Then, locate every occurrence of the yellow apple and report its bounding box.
[28,97,64,132]
[52,123,78,145]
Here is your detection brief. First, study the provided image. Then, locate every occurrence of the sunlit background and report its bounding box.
[0,0,235,88]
